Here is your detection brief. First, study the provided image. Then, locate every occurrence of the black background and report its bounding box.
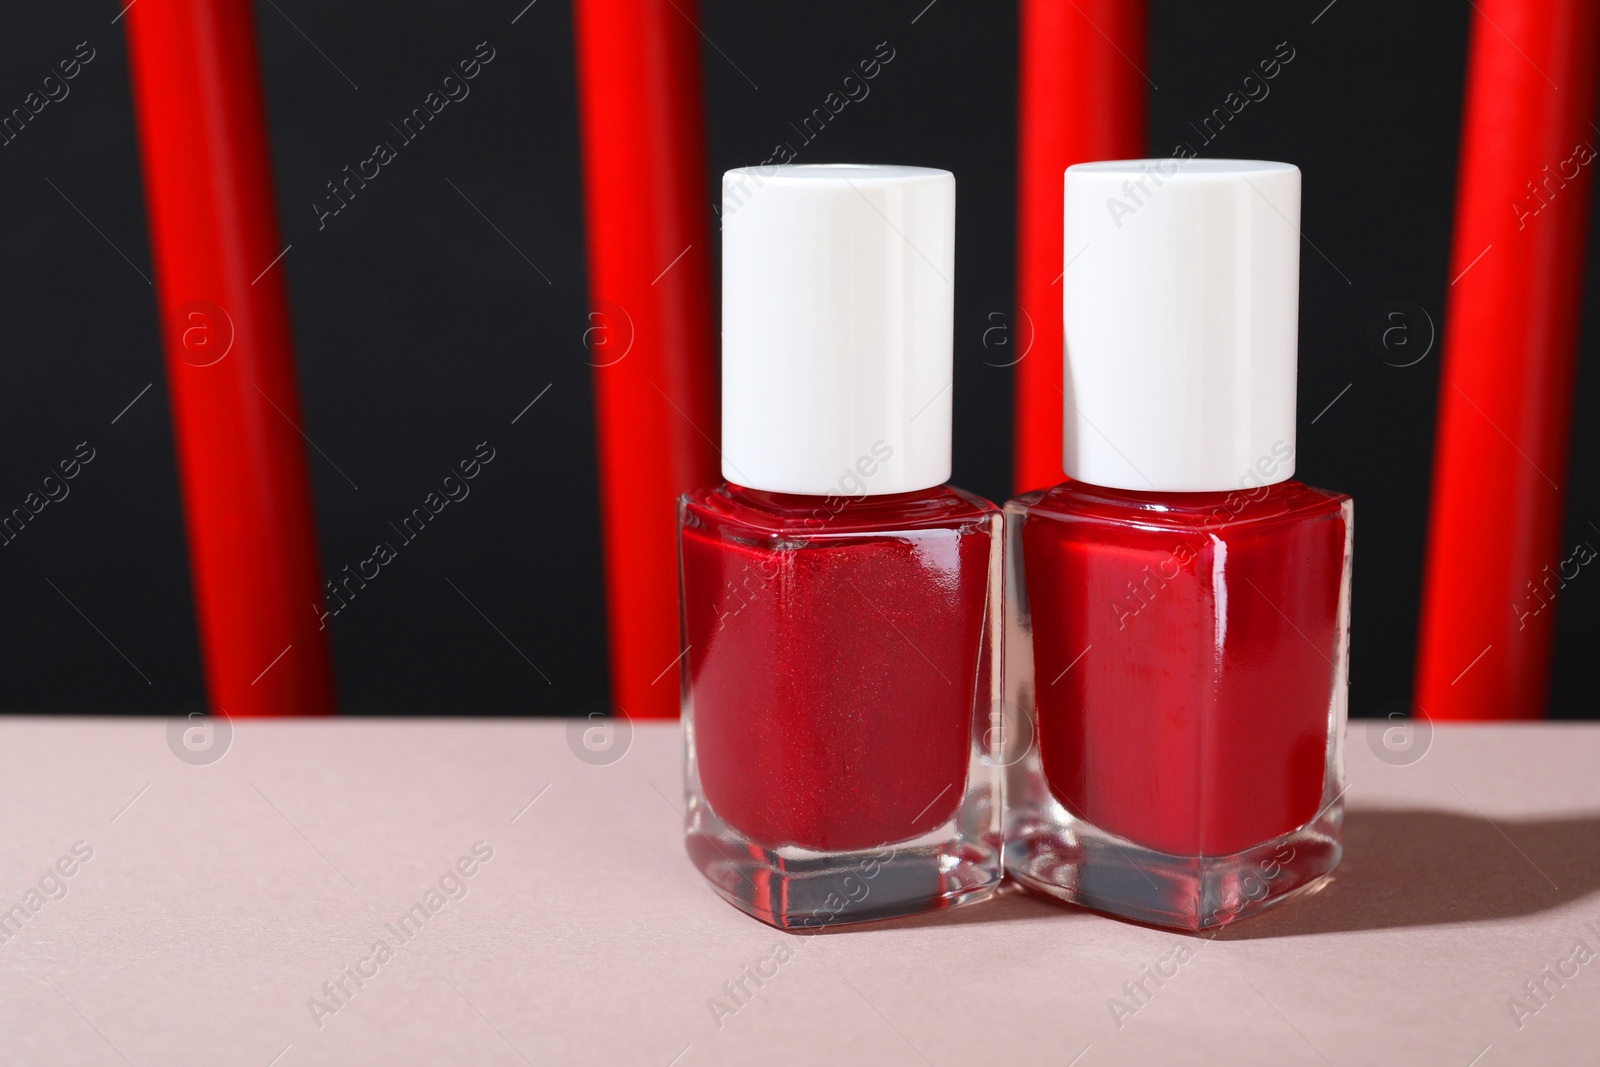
[0,0,1594,718]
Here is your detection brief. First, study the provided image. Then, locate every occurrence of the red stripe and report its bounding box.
[1416,0,1600,719]
[574,0,719,718]
[1013,0,1147,494]
[125,0,336,716]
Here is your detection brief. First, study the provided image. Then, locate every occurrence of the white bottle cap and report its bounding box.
[721,164,954,495]
[1062,159,1302,493]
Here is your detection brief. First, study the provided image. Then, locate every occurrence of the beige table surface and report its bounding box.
[0,718,1596,1066]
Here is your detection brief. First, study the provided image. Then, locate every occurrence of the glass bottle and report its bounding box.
[680,164,1003,929]
[1005,160,1352,929]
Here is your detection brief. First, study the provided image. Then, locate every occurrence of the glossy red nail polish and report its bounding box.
[680,165,1003,929]
[1005,160,1353,929]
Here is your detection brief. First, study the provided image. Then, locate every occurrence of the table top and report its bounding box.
[0,717,1595,1066]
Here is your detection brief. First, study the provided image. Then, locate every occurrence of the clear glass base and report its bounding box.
[686,788,1003,931]
[1006,795,1343,930]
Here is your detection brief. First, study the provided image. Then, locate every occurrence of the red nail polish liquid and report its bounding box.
[682,484,1002,926]
[1005,160,1353,929]
[681,165,1002,929]
[1006,481,1352,928]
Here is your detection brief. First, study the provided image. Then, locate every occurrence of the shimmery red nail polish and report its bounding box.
[1005,160,1353,930]
[681,165,1002,929]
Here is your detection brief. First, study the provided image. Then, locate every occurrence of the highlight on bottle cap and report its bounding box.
[1062,159,1302,494]
[720,164,955,496]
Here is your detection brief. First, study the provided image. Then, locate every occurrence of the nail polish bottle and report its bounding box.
[679,165,1003,929]
[1004,160,1353,929]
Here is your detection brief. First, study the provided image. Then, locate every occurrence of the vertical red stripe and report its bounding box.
[1416,0,1600,719]
[125,0,335,715]
[1013,0,1146,494]
[573,0,719,719]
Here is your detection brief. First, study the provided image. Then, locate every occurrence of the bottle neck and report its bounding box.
[725,482,947,512]
[1057,477,1300,508]
[1030,477,1338,532]
[714,481,991,533]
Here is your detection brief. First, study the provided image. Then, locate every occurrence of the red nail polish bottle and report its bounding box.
[1005,160,1353,929]
[679,165,1003,929]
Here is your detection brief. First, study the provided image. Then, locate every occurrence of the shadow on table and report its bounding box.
[803,809,1600,937]
[1213,807,1600,940]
